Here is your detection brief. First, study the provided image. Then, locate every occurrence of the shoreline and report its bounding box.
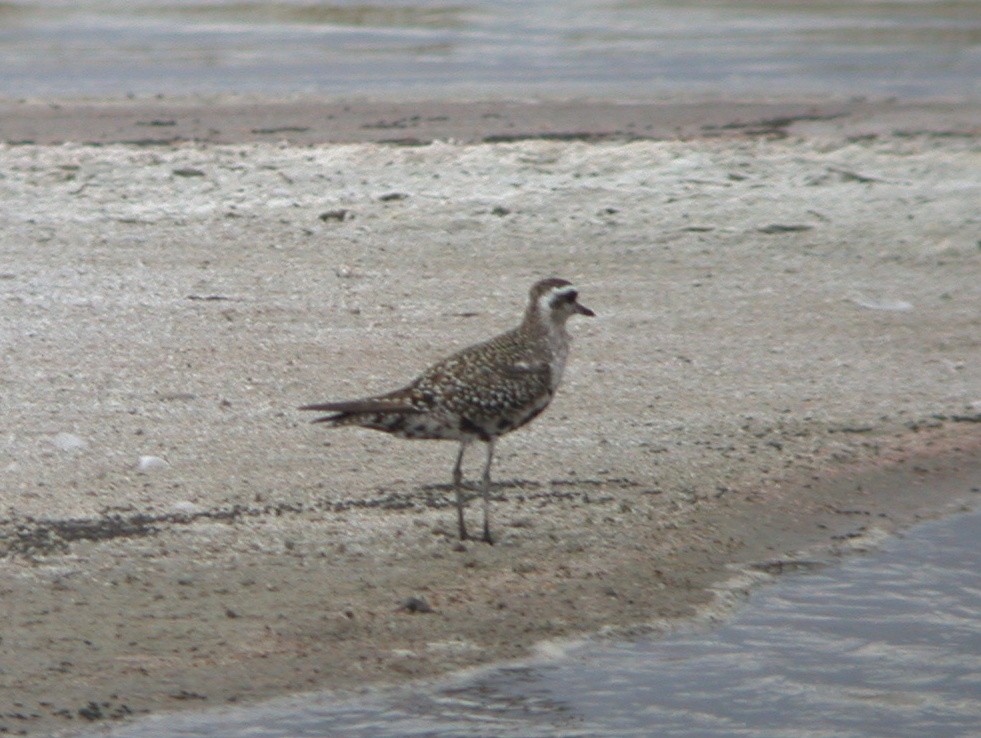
[2,96,978,147]
[1,95,978,736]
[16,428,981,738]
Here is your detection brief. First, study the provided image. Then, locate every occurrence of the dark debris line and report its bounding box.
[0,479,631,557]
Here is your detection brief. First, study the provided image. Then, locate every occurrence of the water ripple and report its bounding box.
[1,0,978,98]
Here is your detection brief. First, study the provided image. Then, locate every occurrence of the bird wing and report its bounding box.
[409,346,552,420]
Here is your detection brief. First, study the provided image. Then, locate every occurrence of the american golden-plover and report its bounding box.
[300,278,594,543]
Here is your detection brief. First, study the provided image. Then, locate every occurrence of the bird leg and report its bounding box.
[452,441,469,540]
[480,440,496,544]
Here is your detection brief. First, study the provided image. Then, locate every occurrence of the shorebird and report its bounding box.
[300,277,594,543]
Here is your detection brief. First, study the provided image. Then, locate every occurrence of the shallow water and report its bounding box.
[77,505,980,738]
[1,1,978,99]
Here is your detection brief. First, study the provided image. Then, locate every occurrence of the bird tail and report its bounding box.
[299,398,421,424]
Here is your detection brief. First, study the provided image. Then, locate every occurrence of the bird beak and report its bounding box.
[575,301,595,317]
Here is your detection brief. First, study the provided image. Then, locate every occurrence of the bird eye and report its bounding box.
[549,289,577,309]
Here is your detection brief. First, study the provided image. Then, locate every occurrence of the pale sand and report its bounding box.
[0,97,978,735]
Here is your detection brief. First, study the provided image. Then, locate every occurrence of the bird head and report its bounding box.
[530,278,595,324]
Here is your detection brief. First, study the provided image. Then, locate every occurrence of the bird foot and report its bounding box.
[457,531,494,545]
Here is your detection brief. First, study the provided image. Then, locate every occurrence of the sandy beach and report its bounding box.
[1,97,979,736]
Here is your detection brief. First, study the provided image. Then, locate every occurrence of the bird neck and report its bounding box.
[522,303,570,345]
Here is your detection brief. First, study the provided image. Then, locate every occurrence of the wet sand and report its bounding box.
[1,96,979,736]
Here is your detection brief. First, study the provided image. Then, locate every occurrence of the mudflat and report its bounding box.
[1,97,979,736]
